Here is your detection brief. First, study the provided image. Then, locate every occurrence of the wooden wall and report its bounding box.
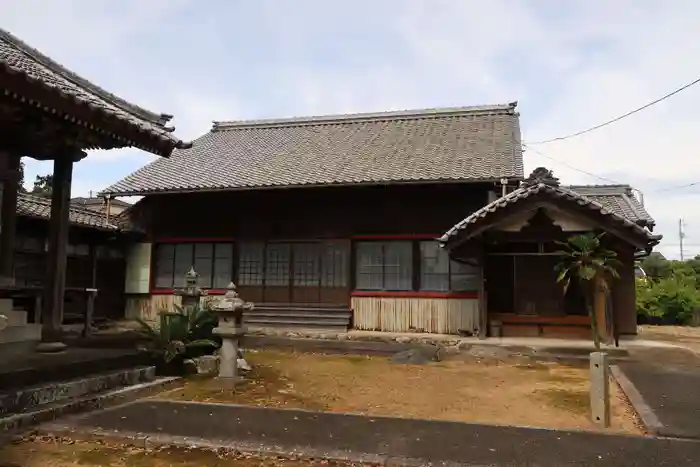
[131,183,492,240]
[12,217,128,321]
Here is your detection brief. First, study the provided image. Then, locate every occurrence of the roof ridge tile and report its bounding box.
[212,102,518,131]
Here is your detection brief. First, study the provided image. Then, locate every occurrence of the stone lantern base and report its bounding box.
[213,325,247,386]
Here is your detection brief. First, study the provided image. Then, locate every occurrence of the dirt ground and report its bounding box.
[638,325,700,354]
[0,435,373,467]
[157,349,642,434]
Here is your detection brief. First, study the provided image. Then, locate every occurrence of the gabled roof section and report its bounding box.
[0,28,191,156]
[440,168,661,248]
[18,193,125,231]
[101,102,524,196]
[566,184,654,227]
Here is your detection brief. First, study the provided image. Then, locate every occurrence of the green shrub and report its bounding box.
[136,302,220,363]
[636,274,700,325]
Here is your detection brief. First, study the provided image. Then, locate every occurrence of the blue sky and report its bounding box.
[4,0,700,258]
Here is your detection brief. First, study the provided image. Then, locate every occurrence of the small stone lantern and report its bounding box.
[211,282,253,383]
[174,267,206,311]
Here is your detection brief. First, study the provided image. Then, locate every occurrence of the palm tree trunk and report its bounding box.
[585,282,601,350]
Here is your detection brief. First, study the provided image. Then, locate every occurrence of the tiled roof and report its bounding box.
[440,182,662,246]
[102,103,524,196]
[0,28,190,156]
[566,185,654,227]
[71,197,132,210]
[17,193,122,231]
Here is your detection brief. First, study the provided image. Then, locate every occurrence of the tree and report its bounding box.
[555,233,621,349]
[31,174,53,197]
[639,252,670,281]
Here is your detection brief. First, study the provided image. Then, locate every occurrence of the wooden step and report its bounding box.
[253,303,350,310]
[247,311,351,320]
[245,316,349,326]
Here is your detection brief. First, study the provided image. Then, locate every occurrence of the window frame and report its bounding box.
[418,240,479,292]
[152,242,234,290]
[355,240,414,291]
[354,239,479,294]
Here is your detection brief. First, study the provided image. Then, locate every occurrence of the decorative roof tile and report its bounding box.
[102,103,523,196]
[440,181,661,246]
[17,193,121,231]
[0,28,190,156]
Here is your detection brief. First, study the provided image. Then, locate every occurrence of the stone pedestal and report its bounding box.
[590,351,610,427]
[210,282,252,386]
[213,325,247,385]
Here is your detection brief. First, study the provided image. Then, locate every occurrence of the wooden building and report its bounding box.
[0,27,187,354]
[104,103,660,339]
[13,193,130,324]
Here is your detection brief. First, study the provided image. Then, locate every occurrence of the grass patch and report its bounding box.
[154,349,640,434]
[535,388,590,416]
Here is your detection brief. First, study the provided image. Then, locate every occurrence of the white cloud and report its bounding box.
[4,0,700,258]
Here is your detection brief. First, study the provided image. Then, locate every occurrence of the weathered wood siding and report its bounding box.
[351,296,479,334]
[125,294,215,322]
[131,183,491,240]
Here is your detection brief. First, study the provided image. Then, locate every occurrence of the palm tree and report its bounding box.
[555,233,621,349]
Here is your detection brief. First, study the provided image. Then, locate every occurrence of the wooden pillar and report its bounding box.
[38,154,74,351]
[477,246,488,339]
[83,243,98,337]
[0,153,20,287]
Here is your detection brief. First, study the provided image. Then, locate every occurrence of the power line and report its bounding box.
[528,76,700,145]
[653,181,700,193]
[522,144,621,184]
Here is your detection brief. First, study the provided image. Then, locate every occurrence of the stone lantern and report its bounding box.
[211,282,253,384]
[174,267,206,311]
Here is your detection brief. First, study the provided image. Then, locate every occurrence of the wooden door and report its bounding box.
[514,255,564,316]
[291,242,321,303]
[484,255,514,314]
[319,240,350,305]
[263,243,291,303]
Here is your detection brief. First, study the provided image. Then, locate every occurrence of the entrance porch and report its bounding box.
[440,168,661,341]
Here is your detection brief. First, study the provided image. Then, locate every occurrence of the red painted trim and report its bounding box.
[351,234,440,240]
[154,238,235,244]
[150,288,228,295]
[351,291,478,299]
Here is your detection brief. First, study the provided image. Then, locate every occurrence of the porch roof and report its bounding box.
[101,103,523,196]
[0,28,190,157]
[439,170,662,248]
[17,193,123,231]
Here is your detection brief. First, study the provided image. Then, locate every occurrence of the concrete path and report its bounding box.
[43,400,700,467]
[618,356,700,440]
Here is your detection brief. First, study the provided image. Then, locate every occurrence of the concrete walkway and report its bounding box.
[618,357,700,440]
[43,400,700,467]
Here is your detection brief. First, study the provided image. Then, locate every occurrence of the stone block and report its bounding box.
[590,351,611,427]
[0,298,12,314]
[3,310,27,326]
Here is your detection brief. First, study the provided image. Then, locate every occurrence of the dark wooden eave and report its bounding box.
[440,180,662,252]
[0,28,191,158]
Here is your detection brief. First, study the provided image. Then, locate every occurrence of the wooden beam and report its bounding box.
[0,152,20,286]
[39,153,74,350]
